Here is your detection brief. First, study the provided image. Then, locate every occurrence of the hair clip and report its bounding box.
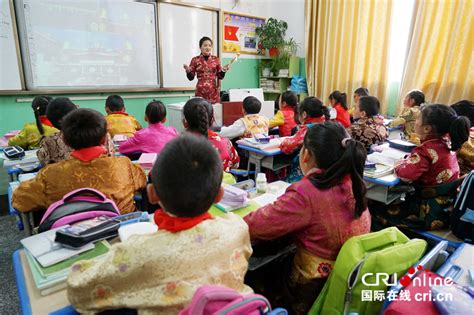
[341,137,351,148]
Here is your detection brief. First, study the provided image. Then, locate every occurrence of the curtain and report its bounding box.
[305,0,394,113]
[398,0,474,110]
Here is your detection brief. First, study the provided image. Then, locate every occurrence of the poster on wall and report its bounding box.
[222,11,265,55]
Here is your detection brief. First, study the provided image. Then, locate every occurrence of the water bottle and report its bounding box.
[256,173,267,193]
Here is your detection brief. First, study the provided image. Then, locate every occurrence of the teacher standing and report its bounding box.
[183,36,229,104]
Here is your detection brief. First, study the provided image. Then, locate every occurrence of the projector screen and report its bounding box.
[15,0,159,89]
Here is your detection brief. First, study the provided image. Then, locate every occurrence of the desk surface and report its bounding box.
[364,174,401,186]
[13,250,77,315]
[237,144,282,156]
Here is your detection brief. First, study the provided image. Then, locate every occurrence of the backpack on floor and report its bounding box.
[179,285,288,315]
[451,171,474,243]
[309,227,427,315]
[38,188,120,233]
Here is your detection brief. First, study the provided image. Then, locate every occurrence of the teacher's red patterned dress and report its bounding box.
[187,54,225,104]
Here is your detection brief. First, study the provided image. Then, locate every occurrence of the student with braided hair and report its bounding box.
[183,98,240,172]
[8,95,58,149]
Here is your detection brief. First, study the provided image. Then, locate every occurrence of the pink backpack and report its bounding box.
[179,285,287,315]
[38,188,120,233]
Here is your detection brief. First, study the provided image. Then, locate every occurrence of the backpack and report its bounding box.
[451,171,474,243]
[309,227,427,315]
[179,285,287,315]
[38,188,120,233]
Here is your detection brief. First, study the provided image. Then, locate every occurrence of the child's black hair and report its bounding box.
[451,100,474,126]
[420,104,470,151]
[146,100,167,124]
[62,108,107,150]
[303,121,367,218]
[199,36,213,47]
[105,95,125,112]
[406,90,425,106]
[46,98,77,130]
[32,95,53,136]
[280,91,298,108]
[274,94,281,112]
[354,87,369,97]
[183,98,213,138]
[329,90,348,110]
[359,96,380,117]
[298,97,329,121]
[151,134,223,217]
[243,96,261,114]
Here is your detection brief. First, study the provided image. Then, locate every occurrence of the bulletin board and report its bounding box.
[222,11,265,55]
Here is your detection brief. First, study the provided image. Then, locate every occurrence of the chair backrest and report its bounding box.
[38,188,120,233]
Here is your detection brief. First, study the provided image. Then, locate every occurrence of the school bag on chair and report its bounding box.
[179,285,288,315]
[450,170,474,243]
[38,188,120,233]
[308,227,427,315]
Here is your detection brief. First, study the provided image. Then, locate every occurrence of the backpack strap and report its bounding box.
[359,229,398,251]
[63,188,107,203]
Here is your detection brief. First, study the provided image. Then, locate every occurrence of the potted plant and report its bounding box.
[255,18,288,56]
[273,38,299,76]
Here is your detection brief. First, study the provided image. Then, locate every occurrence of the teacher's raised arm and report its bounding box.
[183,36,229,104]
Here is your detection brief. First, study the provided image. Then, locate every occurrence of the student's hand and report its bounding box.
[222,64,230,72]
[183,64,190,72]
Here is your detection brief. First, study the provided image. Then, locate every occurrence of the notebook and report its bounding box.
[21,226,95,267]
[137,153,157,169]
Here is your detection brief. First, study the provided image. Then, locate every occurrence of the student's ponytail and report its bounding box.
[329,90,348,110]
[449,116,470,151]
[31,95,52,136]
[420,104,470,151]
[183,98,211,138]
[304,122,367,218]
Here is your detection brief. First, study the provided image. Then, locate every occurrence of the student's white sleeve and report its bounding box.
[219,120,246,139]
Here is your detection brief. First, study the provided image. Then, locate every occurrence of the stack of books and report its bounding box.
[21,227,110,296]
[137,153,157,169]
[215,185,249,212]
[236,137,286,152]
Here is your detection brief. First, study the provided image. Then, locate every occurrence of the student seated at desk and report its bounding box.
[328,90,350,128]
[219,96,269,140]
[451,100,474,175]
[67,135,252,314]
[348,87,369,118]
[119,100,178,155]
[389,89,425,140]
[37,97,114,165]
[12,109,147,219]
[347,96,388,151]
[105,94,142,138]
[269,91,298,137]
[373,104,470,231]
[8,95,58,150]
[280,97,328,182]
[244,122,371,315]
[183,98,239,172]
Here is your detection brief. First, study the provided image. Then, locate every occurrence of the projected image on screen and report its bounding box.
[18,0,159,88]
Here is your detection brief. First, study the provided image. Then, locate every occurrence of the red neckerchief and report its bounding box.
[39,116,54,128]
[110,112,129,116]
[153,209,213,233]
[304,116,325,125]
[71,146,107,162]
[208,129,218,138]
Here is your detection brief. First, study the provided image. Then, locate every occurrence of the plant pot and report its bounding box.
[262,67,271,77]
[269,47,279,57]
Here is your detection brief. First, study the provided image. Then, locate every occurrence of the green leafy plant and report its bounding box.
[273,39,299,72]
[255,18,288,54]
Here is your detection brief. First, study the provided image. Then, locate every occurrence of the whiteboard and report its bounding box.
[0,0,23,90]
[159,2,218,88]
[15,0,159,90]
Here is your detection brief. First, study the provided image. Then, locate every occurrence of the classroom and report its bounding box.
[0,0,473,314]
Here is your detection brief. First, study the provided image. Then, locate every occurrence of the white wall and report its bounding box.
[186,0,306,58]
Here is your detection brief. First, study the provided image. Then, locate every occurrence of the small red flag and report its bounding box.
[224,25,239,41]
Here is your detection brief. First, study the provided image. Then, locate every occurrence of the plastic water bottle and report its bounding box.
[256,173,267,193]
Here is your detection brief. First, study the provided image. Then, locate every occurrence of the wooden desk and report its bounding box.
[13,250,77,315]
